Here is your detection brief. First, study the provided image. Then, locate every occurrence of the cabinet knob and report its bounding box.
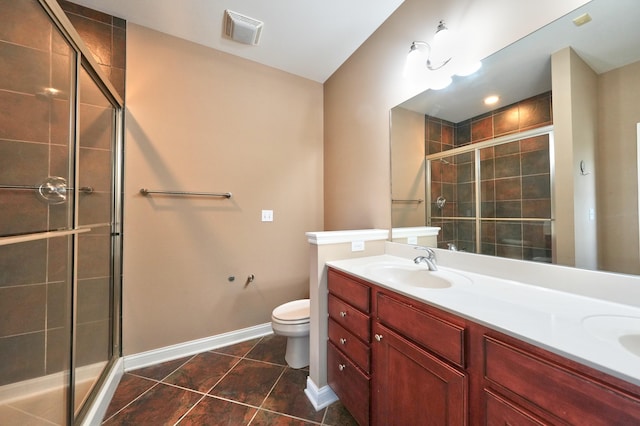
[340,311,347,317]
[340,338,347,345]
[374,334,383,342]
[338,363,346,371]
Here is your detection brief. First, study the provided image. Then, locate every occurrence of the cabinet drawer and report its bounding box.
[328,268,370,313]
[484,336,640,425]
[328,294,370,342]
[328,342,370,426]
[377,292,465,367]
[328,318,370,373]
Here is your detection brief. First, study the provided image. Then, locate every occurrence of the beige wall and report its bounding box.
[120,0,593,355]
[323,0,589,231]
[551,47,598,269]
[308,237,387,394]
[598,60,640,274]
[571,52,598,270]
[390,107,426,227]
[123,24,323,355]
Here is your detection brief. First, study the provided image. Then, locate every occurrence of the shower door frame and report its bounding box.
[39,0,124,423]
[425,125,555,261]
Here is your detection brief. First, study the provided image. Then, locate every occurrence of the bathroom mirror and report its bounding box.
[390,0,640,275]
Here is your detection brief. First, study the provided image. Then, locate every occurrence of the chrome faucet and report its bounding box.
[414,246,438,271]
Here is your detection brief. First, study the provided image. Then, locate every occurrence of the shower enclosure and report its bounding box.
[427,128,554,262]
[0,0,123,424]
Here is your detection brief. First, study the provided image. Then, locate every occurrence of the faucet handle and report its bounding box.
[414,246,436,259]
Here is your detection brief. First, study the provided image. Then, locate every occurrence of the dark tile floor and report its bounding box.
[102,334,357,425]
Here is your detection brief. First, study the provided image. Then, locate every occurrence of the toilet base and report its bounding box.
[285,335,309,369]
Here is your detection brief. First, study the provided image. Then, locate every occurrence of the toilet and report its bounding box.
[271,299,310,369]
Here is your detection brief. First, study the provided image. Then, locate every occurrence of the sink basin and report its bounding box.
[363,263,471,289]
[582,315,640,357]
[620,334,640,356]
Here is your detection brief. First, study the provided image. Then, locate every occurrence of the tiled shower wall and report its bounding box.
[59,0,126,99]
[427,92,553,261]
[60,0,126,374]
[0,0,74,386]
[0,0,125,386]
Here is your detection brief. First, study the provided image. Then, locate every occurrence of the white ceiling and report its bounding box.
[398,0,640,122]
[67,0,405,83]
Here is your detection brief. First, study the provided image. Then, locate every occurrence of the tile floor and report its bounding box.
[102,335,357,425]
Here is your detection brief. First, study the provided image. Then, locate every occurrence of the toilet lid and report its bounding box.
[272,299,310,322]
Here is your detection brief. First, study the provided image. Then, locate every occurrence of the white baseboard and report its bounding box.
[304,376,338,411]
[123,322,273,371]
[81,358,124,426]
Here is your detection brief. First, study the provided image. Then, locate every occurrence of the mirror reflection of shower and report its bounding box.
[427,127,553,261]
[434,159,450,211]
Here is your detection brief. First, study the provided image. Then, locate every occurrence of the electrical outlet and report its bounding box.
[351,241,365,252]
[261,210,273,222]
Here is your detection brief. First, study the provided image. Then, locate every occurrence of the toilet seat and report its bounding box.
[272,299,310,324]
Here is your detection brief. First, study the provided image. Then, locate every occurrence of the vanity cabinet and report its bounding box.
[482,332,640,425]
[326,268,640,425]
[372,289,468,425]
[327,269,372,426]
[372,322,467,425]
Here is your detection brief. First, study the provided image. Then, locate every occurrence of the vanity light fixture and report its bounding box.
[403,20,482,90]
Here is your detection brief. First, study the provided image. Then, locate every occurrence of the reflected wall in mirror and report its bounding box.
[390,0,640,275]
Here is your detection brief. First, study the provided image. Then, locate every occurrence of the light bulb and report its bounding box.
[403,43,427,79]
[429,21,453,68]
[433,21,450,46]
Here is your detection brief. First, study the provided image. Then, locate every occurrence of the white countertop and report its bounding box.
[326,254,640,387]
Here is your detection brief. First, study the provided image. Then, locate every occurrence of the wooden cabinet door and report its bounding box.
[372,323,467,426]
[484,389,545,426]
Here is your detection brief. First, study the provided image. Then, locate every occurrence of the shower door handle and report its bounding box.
[37,176,67,204]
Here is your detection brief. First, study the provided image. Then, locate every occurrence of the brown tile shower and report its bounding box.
[427,93,552,261]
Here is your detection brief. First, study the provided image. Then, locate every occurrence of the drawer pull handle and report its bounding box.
[340,338,347,345]
[374,334,383,342]
[338,363,346,371]
[340,311,347,317]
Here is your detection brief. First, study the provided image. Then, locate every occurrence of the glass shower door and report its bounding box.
[73,65,118,414]
[0,1,123,424]
[428,131,552,260]
[0,0,76,423]
[428,152,477,252]
[478,135,552,261]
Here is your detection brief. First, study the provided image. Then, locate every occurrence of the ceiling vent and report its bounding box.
[223,10,263,45]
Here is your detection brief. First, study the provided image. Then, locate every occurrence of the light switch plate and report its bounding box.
[261,210,273,222]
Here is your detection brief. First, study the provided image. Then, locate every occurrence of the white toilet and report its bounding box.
[271,299,310,369]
